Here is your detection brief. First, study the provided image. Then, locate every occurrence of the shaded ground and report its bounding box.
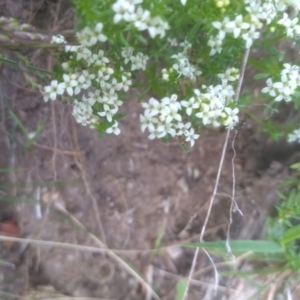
[1,1,300,299]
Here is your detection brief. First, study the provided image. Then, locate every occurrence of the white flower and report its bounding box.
[212,17,230,40]
[175,122,191,136]
[97,104,118,122]
[172,52,201,80]
[112,0,135,23]
[184,128,200,147]
[64,45,80,52]
[218,68,239,83]
[181,96,200,115]
[167,38,178,47]
[273,73,297,99]
[278,13,299,38]
[261,78,277,97]
[132,7,150,31]
[106,121,121,135]
[90,50,110,66]
[121,75,132,91]
[179,40,192,51]
[63,74,78,96]
[121,47,134,64]
[157,122,176,137]
[140,112,156,132]
[208,36,223,56]
[148,127,165,140]
[72,100,94,126]
[146,16,170,38]
[282,63,299,79]
[162,68,170,81]
[98,68,112,81]
[225,15,250,38]
[131,52,148,70]
[43,80,65,102]
[288,128,300,143]
[223,107,239,128]
[93,23,108,43]
[242,25,260,48]
[51,34,66,44]
[142,97,162,117]
[76,47,92,62]
[78,70,95,90]
[76,24,107,47]
[180,0,187,5]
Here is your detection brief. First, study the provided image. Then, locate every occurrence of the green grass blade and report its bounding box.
[25,118,46,148]
[0,55,54,75]
[181,240,284,254]
[176,279,188,300]
[281,224,300,244]
[9,110,28,136]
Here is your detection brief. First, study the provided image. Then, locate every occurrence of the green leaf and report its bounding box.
[114,112,127,120]
[176,279,188,300]
[290,162,300,170]
[181,240,284,254]
[275,189,287,201]
[248,58,268,72]
[161,135,170,144]
[119,31,131,48]
[137,87,151,102]
[281,224,300,244]
[187,18,202,41]
[9,110,27,136]
[253,73,270,80]
[146,62,157,81]
[177,142,190,152]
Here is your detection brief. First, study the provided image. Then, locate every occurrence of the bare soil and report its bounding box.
[1,1,300,299]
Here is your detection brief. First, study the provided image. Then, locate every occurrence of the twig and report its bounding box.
[183,48,251,299]
[158,268,238,293]
[52,202,162,300]
[34,55,58,269]
[33,142,83,156]
[182,128,231,300]
[71,118,107,244]
[226,48,250,259]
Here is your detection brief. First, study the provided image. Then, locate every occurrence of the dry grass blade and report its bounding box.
[182,48,251,300]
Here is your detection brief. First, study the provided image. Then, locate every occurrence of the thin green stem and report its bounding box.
[0,56,54,75]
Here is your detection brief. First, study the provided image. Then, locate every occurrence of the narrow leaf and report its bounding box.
[187,18,202,41]
[290,162,300,170]
[176,279,188,300]
[281,224,300,244]
[253,73,269,80]
[181,240,283,254]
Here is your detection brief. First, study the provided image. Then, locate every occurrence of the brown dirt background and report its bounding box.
[1,1,300,299]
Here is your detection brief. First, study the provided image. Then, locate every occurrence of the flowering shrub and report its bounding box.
[41,0,300,148]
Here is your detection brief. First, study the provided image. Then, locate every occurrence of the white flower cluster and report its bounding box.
[162,39,199,81]
[140,68,240,147]
[171,52,201,81]
[262,63,300,102]
[140,94,200,147]
[51,34,66,44]
[167,37,178,47]
[278,13,300,38]
[245,0,300,22]
[112,0,169,38]
[209,14,261,54]
[288,128,300,143]
[208,0,300,55]
[121,47,149,71]
[42,23,132,135]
